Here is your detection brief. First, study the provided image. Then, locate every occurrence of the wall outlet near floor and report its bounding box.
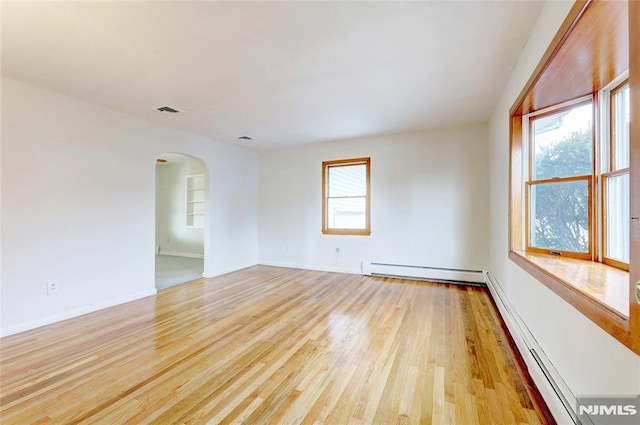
[47,280,59,294]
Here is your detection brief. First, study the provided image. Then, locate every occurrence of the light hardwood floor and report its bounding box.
[0,266,553,424]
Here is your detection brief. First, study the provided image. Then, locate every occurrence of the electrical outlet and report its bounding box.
[335,247,340,253]
[47,280,59,294]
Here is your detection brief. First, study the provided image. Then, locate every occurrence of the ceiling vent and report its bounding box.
[156,105,181,113]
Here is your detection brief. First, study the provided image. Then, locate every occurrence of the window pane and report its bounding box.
[605,173,630,263]
[533,103,593,180]
[613,85,630,170]
[328,197,366,229]
[328,164,366,197]
[530,180,589,253]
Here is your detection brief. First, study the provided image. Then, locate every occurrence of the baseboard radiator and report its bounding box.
[484,271,582,425]
[362,262,485,285]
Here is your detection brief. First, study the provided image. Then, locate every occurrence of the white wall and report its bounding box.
[0,76,258,335]
[488,0,640,416]
[258,125,489,274]
[156,157,206,257]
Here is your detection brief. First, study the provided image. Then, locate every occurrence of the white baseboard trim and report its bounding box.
[0,288,157,338]
[202,262,258,278]
[484,271,577,425]
[258,260,362,275]
[158,251,204,259]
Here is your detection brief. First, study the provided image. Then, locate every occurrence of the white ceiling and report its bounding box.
[1,1,544,151]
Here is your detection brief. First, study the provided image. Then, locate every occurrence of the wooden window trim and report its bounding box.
[508,0,639,354]
[524,98,595,260]
[602,81,630,270]
[509,251,632,348]
[322,157,371,236]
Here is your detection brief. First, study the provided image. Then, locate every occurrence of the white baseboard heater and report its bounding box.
[362,262,485,285]
[484,272,579,424]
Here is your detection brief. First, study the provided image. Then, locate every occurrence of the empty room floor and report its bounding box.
[0,266,553,424]
[155,254,204,290]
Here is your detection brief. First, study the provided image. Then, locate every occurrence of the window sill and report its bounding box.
[509,250,633,350]
[322,229,371,236]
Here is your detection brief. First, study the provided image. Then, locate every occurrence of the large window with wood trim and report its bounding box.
[603,80,630,270]
[523,86,631,269]
[508,0,639,354]
[322,158,370,236]
[525,99,594,259]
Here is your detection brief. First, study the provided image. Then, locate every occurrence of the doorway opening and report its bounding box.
[155,153,207,290]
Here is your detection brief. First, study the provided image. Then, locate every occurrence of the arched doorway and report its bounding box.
[155,153,208,290]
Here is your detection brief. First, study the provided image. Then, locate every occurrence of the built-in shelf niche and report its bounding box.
[186,174,205,228]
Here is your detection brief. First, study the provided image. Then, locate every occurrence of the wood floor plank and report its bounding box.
[0,266,554,424]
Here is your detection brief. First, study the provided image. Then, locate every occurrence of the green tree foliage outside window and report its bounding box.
[531,130,592,252]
